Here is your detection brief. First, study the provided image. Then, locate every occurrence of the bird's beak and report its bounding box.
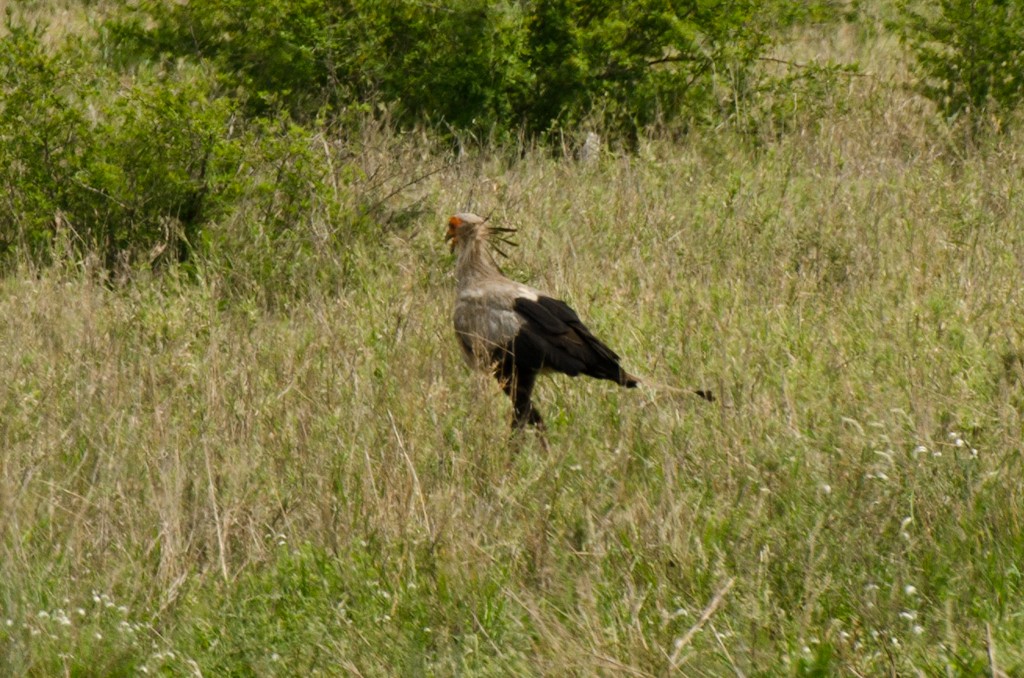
[445,218,459,252]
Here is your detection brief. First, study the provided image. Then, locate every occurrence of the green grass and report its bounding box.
[4,10,1024,678]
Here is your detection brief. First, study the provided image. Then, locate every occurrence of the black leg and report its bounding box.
[498,366,543,430]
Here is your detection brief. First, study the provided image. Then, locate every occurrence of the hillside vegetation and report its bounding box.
[2,1,1024,675]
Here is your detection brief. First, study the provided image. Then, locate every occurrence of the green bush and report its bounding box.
[0,25,243,271]
[0,2,853,275]
[521,0,770,140]
[0,21,369,280]
[0,25,93,266]
[112,0,778,143]
[79,73,244,270]
[898,0,1024,126]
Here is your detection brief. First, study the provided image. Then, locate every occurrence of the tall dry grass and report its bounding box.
[3,7,1024,676]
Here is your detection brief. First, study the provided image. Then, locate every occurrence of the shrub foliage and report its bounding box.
[0,1,797,272]
[8,0,1024,274]
[0,21,357,277]
[0,26,241,270]
[898,0,1024,125]
[113,0,774,141]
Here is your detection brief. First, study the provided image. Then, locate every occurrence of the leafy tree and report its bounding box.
[898,0,1024,126]
[522,0,768,140]
[0,25,241,270]
[112,0,775,143]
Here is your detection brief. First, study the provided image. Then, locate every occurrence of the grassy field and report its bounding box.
[3,5,1024,677]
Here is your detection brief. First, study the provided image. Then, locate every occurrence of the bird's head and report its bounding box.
[446,212,517,256]
[445,212,485,252]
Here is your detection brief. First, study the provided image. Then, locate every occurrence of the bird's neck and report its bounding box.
[455,238,503,288]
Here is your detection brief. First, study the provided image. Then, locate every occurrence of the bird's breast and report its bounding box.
[453,294,525,371]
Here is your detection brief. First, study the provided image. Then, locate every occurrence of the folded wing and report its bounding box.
[511,295,637,387]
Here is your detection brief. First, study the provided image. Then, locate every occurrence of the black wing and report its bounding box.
[511,295,634,385]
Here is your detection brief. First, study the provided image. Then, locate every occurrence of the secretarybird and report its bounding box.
[445,212,639,431]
